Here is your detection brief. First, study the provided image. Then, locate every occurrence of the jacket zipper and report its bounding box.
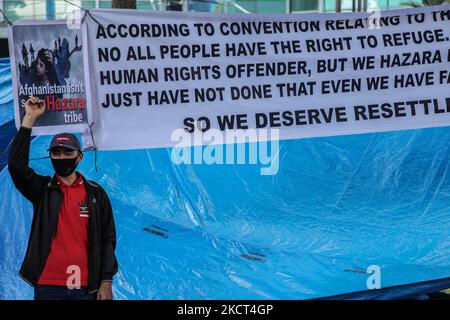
[87,193,98,295]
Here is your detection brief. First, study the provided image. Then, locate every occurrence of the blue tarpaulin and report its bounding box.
[0,57,449,299]
[0,58,15,172]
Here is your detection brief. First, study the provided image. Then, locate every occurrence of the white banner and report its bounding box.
[82,6,450,150]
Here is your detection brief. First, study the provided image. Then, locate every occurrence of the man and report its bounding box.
[8,96,118,300]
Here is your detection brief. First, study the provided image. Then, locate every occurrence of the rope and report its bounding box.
[88,122,98,172]
[61,0,103,27]
[61,0,86,11]
[0,8,13,26]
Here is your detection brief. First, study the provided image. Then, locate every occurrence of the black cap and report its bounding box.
[47,133,81,151]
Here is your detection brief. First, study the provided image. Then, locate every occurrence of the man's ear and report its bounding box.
[77,151,83,163]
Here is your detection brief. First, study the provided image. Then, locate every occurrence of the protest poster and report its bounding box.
[8,20,91,135]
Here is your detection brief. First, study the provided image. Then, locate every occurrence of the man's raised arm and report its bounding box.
[8,96,48,204]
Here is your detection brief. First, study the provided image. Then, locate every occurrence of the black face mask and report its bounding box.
[51,157,79,177]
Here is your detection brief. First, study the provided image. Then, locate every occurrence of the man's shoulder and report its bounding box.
[80,175,105,191]
[84,178,101,188]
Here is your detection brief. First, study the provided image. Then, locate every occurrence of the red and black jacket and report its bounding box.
[8,127,118,294]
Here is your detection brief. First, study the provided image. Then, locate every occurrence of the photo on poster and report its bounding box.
[8,20,89,134]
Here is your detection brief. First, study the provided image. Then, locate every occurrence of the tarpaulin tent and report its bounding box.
[0,58,14,172]
[0,58,449,299]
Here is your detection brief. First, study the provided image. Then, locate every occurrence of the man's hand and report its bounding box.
[97,281,113,300]
[22,96,45,129]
